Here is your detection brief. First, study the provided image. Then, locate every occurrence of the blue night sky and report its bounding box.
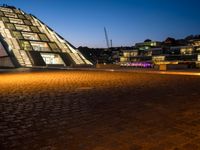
[1,0,200,48]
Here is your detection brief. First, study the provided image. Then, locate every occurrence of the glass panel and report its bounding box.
[24,20,32,25]
[31,20,39,26]
[19,40,32,50]
[20,50,32,66]
[0,11,4,16]
[9,18,24,24]
[0,21,5,28]
[181,48,193,55]
[0,28,6,37]
[4,29,12,38]
[2,17,9,22]
[38,34,49,41]
[30,26,40,33]
[4,12,18,18]
[30,41,50,51]
[48,43,59,51]
[15,24,30,31]
[6,23,16,30]
[0,7,13,13]
[74,53,85,64]
[25,14,32,20]
[22,32,40,40]
[12,31,23,39]
[41,53,65,65]
[69,53,82,64]
[14,9,21,14]
[18,14,26,19]
[10,38,20,49]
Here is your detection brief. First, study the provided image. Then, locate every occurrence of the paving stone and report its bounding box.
[0,71,200,149]
[181,143,200,150]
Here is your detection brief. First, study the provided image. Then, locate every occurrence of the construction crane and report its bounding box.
[104,27,110,48]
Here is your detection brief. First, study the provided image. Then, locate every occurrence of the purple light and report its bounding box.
[125,62,153,68]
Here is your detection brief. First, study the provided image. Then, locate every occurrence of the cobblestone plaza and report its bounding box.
[0,70,200,150]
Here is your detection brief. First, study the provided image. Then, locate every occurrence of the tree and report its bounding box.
[144,39,152,42]
[164,37,176,45]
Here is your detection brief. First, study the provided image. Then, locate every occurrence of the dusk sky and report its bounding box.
[1,0,200,48]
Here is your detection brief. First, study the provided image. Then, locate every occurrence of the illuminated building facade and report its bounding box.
[0,5,92,68]
[120,39,200,68]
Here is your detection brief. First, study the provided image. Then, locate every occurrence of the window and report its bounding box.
[22,32,39,40]
[152,56,165,62]
[9,18,24,24]
[0,7,13,13]
[24,20,32,26]
[41,53,65,65]
[25,14,32,20]
[12,31,23,39]
[0,11,4,16]
[180,47,193,55]
[19,40,32,50]
[18,14,26,19]
[30,41,50,51]
[193,41,200,47]
[4,12,17,18]
[14,9,21,14]
[1,17,9,22]
[31,20,40,26]
[20,50,32,66]
[15,24,30,31]
[39,34,49,41]
[0,21,5,28]
[5,23,15,30]
[30,26,40,33]
[48,43,60,51]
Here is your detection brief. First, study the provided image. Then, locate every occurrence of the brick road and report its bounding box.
[0,70,200,150]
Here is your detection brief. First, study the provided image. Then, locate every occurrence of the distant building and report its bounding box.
[135,41,162,50]
[0,5,92,68]
[120,39,200,69]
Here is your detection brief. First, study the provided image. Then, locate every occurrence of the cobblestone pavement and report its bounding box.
[0,70,200,150]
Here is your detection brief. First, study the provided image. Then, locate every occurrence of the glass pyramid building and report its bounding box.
[0,5,92,68]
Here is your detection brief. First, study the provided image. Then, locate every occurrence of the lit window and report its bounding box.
[48,43,60,51]
[15,24,30,31]
[9,18,24,24]
[30,26,40,33]
[41,53,65,65]
[22,32,39,40]
[24,20,32,25]
[4,12,17,18]
[0,21,5,28]
[123,52,130,57]
[31,20,40,26]
[152,56,165,62]
[0,7,13,13]
[1,17,9,22]
[10,38,20,49]
[30,41,50,51]
[14,9,21,14]
[39,34,49,41]
[0,11,4,16]
[5,23,15,30]
[19,40,32,50]
[11,31,23,39]
[180,47,193,55]
[25,14,32,20]
[18,14,26,19]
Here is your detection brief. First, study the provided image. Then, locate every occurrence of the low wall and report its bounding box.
[155,64,188,71]
[96,64,120,69]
